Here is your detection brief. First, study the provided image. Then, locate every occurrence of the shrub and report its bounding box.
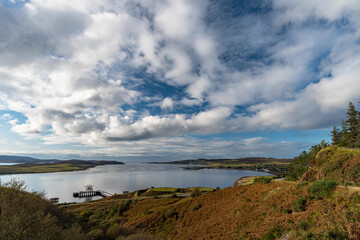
[296,182,308,189]
[307,180,337,199]
[304,232,316,240]
[117,200,131,216]
[190,188,201,198]
[189,202,201,211]
[106,224,136,238]
[299,220,309,230]
[87,228,104,240]
[161,209,175,220]
[282,208,292,214]
[254,177,272,184]
[323,153,351,176]
[263,226,283,240]
[324,228,348,239]
[286,141,329,180]
[0,179,85,239]
[124,233,155,240]
[293,196,306,212]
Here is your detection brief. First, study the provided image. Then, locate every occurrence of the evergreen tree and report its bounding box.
[356,102,360,147]
[331,125,340,145]
[345,102,359,147]
[339,119,349,146]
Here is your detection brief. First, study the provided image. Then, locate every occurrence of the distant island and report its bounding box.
[0,155,59,164]
[150,157,292,175]
[0,155,124,175]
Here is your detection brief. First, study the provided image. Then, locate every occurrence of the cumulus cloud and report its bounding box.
[104,107,232,142]
[0,0,359,159]
[160,97,174,111]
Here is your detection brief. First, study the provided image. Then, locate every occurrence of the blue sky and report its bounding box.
[0,0,359,161]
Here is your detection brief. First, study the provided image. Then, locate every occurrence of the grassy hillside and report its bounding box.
[0,179,85,239]
[300,146,360,184]
[64,180,360,239]
[2,174,360,239]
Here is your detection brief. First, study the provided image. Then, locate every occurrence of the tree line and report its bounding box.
[331,101,360,147]
[287,101,360,181]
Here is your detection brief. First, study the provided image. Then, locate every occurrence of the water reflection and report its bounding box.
[0,163,271,203]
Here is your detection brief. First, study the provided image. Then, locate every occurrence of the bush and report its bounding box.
[324,228,348,239]
[87,228,104,240]
[190,188,201,198]
[299,220,309,230]
[161,209,175,220]
[106,224,136,238]
[322,153,351,176]
[296,182,308,189]
[286,141,329,180]
[282,208,292,214]
[189,202,201,211]
[263,226,283,240]
[0,179,85,239]
[117,200,131,216]
[304,232,316,240]
[307,180,337,199]
[124,233,155,240]
[293,196,306,212]
[254,177,272,184]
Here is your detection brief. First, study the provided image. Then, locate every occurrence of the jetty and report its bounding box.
[73,185,113,198]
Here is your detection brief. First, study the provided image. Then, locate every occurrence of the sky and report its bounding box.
[0,0,359,161]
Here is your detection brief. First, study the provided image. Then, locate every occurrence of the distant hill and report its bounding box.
[0,155,58,163]
[0,155,124,164]
[150,157,291,165]
[300,146,360,183]
[0,159,124,175]
[150,157,292,175]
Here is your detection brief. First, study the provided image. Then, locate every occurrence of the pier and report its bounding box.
[73,185,113,198]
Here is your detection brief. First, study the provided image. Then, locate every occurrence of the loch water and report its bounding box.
[0,163,272,203]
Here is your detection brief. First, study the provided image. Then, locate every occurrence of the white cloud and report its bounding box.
[103,107,232,142]
[155,0,200,39]
[0,0,359,159]
[1,114,12,120]
[160,97,174,111]
[273,0,360,24]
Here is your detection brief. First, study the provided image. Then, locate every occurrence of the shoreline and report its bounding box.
[181,165,286,176]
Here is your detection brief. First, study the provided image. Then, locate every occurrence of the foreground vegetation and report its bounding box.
[0,160,123,175]
[2,144,360,239]
[0,179,85,239]
[62,178,359,239]
[59,145,360,239]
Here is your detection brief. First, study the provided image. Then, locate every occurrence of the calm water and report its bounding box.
[0,163,271,203]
